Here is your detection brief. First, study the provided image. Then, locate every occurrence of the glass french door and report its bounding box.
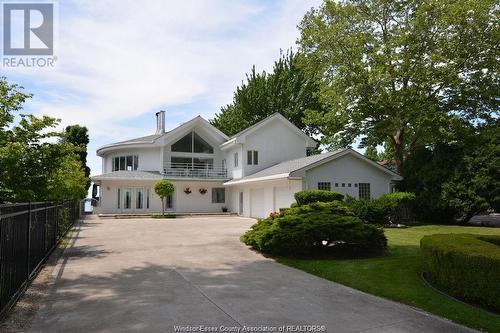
[120,187,148,212]
[135,188,145,211]
[122,188,133,212]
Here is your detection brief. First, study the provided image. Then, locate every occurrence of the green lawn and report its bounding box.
[278,225,500,333]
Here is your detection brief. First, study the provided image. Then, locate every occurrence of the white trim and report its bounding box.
[220,113,316,149]
[290,149,402,180]
[97,116,229,156]
[91,176,163,181]
[223,173,290,186]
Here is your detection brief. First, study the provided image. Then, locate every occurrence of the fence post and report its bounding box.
[44,203,48,252]
[55,205,59,241]
[26,202,32,277]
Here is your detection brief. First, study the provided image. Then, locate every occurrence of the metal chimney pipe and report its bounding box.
[156,110,165,134]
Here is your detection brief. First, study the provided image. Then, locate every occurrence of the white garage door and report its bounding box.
[250,188,265,218]
[275,186,295,211]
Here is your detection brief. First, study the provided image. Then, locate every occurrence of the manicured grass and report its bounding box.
[278,225,500,333]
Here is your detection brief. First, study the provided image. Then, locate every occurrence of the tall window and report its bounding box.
[113,155,138,171]
[136,190,143,209]
[166,193,173,209]
[171,132,213,153]
[318,182,331,191]
[234,152,238,167]
[247,150,258,165]
[212,188,225,203]
[117,189,121,209]
[359,183,371,199]
[124,190,131,209]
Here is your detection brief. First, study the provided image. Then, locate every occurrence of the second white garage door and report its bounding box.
[275,186,295,211]
[250,188,265,218]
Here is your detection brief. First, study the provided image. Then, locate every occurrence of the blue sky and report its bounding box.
[3,0,322,176]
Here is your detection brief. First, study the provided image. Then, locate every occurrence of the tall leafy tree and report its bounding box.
[62,125,91,191]
[298,0,499,174]
[0,77,87,202]
[403,120,500,222]
[210,50,324,137]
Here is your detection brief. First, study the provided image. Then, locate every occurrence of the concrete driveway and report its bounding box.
[29,216,474,333]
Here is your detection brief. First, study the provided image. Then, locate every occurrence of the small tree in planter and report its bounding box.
[154,179,175,216]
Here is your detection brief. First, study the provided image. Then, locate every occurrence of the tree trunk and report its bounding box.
[392,131,404,175]
[161,198,164,216]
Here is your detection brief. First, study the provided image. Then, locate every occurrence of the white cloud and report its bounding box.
[4,0,322,175]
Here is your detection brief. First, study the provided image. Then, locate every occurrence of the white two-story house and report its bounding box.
[91,111,402,217]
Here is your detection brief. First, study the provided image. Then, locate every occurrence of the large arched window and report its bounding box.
[171,132,213,154]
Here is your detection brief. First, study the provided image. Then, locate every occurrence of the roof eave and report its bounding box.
[223,173,291,186]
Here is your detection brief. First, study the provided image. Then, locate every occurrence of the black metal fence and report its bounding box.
[0,200,79,318]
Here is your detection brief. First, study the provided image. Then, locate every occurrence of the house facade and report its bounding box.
[91,112,402,218]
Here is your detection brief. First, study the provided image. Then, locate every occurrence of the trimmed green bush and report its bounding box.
[421,234,500,312]
[345,192,415,224]
[294,190,344,206]
[241,201,387,255]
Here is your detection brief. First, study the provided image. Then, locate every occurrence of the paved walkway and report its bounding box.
[29,216,475,332]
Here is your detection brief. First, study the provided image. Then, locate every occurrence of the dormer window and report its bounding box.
[113,155,138,171]
[171,131,213,154]
[247,150,258,165]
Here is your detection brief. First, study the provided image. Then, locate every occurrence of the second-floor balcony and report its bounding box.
[163,162,228,179]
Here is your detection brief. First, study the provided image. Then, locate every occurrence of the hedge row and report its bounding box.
[420,234,500,312]
[294,190,344,206]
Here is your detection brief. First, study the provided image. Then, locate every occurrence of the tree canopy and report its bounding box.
[210,50,324,137]
[0,77,88,203]
[62,124,91,191]
[298,0,499,173]
[403,120,499,222]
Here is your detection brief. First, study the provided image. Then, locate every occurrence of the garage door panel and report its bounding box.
[250,189,265,218]
[275,186,294,211]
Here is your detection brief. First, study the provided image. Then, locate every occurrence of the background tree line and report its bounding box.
[0,77,90,203]
[211,0,498,223]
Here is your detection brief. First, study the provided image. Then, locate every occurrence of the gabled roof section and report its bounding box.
[97,115,229,156]
[161,115,229,144]
[220,113,316,149]
[224,149,402,185]
[289,149,402,179]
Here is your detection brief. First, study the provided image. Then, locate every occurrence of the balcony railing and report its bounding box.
[163,163,228,179]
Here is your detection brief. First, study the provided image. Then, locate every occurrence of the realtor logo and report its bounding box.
[2,3,54,56]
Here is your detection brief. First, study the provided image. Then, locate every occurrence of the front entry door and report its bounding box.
[239,191,243,215]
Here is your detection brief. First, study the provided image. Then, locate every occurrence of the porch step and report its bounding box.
[98,212,238,219]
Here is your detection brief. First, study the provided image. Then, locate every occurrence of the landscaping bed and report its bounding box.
[278,225,500,333]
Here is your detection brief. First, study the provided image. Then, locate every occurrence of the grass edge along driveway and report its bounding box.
[278,225,500,333]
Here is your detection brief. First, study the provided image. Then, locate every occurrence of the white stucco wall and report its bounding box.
[224,145,243,179]
[102,147,162,173]
[304,154,396,199]
[242,119,307,177]
[96,179,162,214]
[96,179,228,214]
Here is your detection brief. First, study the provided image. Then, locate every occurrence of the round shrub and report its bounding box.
[421,234,500,312]
[294,190,344,206]
[241,201,387,256]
